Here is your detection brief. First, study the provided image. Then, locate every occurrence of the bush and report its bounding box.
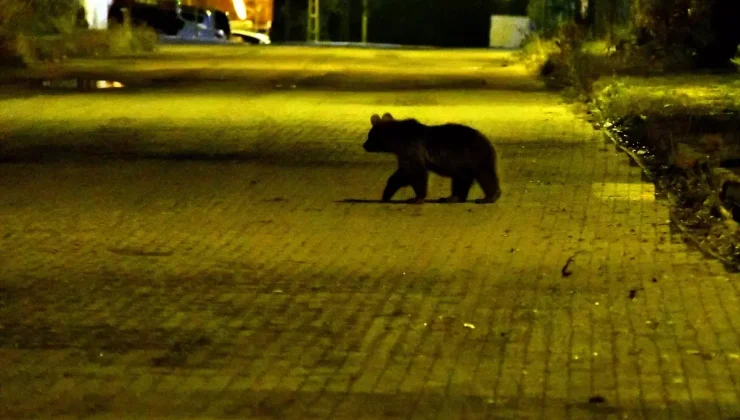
[99,24,158,57]
[631,0,740,69]
[0,0,158,67]
[519,32,559,72]
[0,0,81,36]
[0,0,28,66]
[0,34,30,67]
[28,25,158,62]
[3,28,158,66]
[535,0,740,97]
[527,0,581,38]
[540,22,598,97]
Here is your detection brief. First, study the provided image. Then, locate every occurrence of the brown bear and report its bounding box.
[363,112,502,204]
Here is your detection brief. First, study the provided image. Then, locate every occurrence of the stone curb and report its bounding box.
[602,129,740,271]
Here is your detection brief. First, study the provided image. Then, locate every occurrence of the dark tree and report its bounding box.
[0,0,82,35]
[368,0,497,47]
[633,0,740,68]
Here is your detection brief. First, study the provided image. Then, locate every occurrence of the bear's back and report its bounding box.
[419,123,495,173]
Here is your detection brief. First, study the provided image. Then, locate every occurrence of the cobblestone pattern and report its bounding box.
[1,89,740,419]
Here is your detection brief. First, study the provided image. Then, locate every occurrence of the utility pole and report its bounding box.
[361,0,368,43]
[307,0,320,42]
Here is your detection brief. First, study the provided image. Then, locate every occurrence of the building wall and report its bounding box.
[83,0,114,28]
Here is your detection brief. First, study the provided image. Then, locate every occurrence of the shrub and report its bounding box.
[519,32,559,72]
[30,25,158,61]
[0,34,30,67]
[0,0,81,36]
[540,22,598,97]
[127,25,158,54]
[100,24,158,57]
[1,0,158,67]
[630,0,740,69]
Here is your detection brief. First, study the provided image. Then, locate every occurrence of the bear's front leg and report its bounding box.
[382,170,410,202]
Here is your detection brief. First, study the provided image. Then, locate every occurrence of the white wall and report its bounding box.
[83,0,114,29]
[489,15,531,49]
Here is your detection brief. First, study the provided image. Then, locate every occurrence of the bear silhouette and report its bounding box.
[363,112,502,204]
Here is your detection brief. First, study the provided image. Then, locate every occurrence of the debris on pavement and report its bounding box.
[561,252,582,277]
[588,395,606,404]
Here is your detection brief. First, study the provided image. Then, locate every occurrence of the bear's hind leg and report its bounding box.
[447,173,474,203]
[474,167,502,204]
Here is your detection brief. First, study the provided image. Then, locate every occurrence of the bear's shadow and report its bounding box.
[338,198,454,204]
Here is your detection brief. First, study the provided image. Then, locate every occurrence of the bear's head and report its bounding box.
[363,113,422,154]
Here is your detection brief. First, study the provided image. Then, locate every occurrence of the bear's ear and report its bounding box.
[370,114,381,126]
[381,113,394,121]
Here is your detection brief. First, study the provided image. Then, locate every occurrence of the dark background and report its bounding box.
[271,0,530,47]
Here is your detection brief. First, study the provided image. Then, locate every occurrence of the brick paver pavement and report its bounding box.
[1,87,740,419]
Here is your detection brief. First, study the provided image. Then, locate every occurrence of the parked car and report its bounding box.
[172,7,230,41]
[230,30,271,45]
[108,2,230,41]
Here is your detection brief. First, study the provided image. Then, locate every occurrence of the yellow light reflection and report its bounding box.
[592,183,655,201]
[95,81,124,89]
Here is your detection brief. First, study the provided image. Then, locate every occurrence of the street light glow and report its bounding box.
[233,0,247,20]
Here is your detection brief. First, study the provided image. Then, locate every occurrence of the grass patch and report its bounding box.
[589,73,740,172]
[592,74,740,125]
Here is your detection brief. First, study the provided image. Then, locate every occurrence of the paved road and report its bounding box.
[1,44,538,91]
[1,86,740,419]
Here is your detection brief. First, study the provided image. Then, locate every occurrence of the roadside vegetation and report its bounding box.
[0,0,156,68]
[525,0,740,268]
